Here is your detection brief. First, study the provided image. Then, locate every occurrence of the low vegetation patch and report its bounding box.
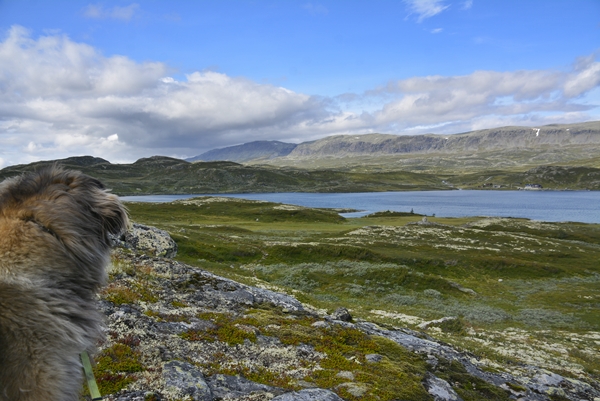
[125,198,600,386]
[94,343,144,394]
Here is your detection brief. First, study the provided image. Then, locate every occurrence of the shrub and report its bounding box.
[515,308,577,328]
[423,289,442,299]
[384,293,418,306]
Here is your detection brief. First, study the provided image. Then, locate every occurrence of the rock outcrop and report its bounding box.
[96,226,600,401]
[117,223,178,258]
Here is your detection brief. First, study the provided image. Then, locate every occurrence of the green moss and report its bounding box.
[101,272,158,305]
[102,281,158,305]
[215,324,257,345]
[239,366,294,389]
[94,343,144,395]
[94,372,135,395]
[96,343,144,373]
[102,284,140,305]
[506,382,527,392]
[180,313,257,345]
[171,300,188,308]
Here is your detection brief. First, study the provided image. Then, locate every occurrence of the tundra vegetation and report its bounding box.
[98,197,600,400]
[2,152,600,195]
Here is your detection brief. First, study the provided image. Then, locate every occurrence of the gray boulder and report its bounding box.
[207,374,284,399]
[163,361,212,401]
[272,388,344,401]
[123,223,178,258]
[423,373,463,401]
[331,307,352,322]
[365,353,383,363]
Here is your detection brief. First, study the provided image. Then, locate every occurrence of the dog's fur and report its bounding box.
[0,167,128,401]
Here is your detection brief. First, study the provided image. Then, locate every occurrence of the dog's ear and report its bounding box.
[53,167,128,245]
[64,173,129,242]
[94,192,129,238]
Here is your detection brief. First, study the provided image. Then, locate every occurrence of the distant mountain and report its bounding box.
[187,141,297,163]
[185,121,600,166]
[284,121,600,158]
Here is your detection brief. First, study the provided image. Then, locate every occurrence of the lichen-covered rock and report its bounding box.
[526,371,600,401]
[336,382,368,397]
[106,390,162,401]
[365,353,383,363]
[423,373,463,401]
[335,371,355,380]
[163,360,212,401]
[207,374,284,399]
[272,388,344,401]
[122,223,178,257]
[417,316,458,330]
[330,307,352,322]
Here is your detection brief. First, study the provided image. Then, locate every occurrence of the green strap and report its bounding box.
[80,351,102,401]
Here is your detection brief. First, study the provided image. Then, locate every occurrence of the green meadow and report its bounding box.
[125,197,600,380]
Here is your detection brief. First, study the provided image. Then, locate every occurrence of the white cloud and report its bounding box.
[0,27,327,164]
[0,26,598,167]
[84,3,140,21]
[361,65,597,131]
[403,0,449,22]
[462,0,473,10]
[0,26,166,99]
[563,54,600,98]
[431,28,443,34]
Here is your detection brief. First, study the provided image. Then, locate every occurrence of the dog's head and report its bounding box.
[0,166,129,293]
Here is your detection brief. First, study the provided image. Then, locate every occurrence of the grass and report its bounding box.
[124,197,600,381]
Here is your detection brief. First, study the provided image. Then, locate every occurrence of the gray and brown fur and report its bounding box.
[0,167,128,401]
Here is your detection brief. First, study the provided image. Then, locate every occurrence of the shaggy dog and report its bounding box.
[0,167,128,401]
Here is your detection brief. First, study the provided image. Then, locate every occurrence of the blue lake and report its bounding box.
[120,190,600,224]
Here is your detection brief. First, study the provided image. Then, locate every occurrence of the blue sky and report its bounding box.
[0,0,599,166]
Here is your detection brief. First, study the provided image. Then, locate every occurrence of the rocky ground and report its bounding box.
[93,224,600,401]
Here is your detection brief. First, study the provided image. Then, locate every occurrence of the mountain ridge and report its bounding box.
[185,121,600,164]
[187,140,298,163]
[2,121,600,194]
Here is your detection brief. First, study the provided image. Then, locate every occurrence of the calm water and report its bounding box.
[120,190,600,224]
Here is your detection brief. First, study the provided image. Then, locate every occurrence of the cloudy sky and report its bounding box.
[0,0,599,167]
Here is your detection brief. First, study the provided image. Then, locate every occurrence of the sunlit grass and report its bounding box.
[124,197,600,378]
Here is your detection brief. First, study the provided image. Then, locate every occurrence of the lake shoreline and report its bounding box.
[121,190,600,224]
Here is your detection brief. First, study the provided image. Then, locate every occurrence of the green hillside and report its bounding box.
[2,155,600,194]
[0,156,449,195]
